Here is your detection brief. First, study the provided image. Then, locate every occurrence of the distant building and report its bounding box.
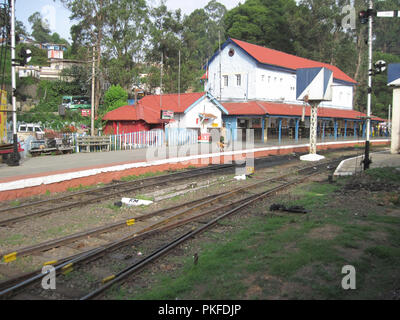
[17,66,40,79]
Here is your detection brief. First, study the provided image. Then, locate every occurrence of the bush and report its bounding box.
[103,85,128,114]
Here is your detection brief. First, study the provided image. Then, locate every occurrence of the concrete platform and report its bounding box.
[0,138,390,201]
[334,150,400,176]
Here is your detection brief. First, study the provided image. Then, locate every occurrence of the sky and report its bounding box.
[16,0,243,43]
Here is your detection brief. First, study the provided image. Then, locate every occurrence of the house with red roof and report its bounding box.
[102,92,228,138]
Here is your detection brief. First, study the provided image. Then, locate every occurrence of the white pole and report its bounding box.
[10,0,19,165]
[178,50,181,107]
[219,31,222,101]
[91,46,95,136]
[364,0,373,170]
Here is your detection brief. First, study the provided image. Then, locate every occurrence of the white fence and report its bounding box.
[165,128,198,146]
[109,130,164,151]
[69,128,198,152]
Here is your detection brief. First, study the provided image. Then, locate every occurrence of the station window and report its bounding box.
[236,74,241,86]
[261,75,265,82]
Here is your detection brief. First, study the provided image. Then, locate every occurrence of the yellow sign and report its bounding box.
[212,123,219,128]
[0,90,7,144]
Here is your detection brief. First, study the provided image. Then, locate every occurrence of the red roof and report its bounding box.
[223,101,383,121]
[102,92,206,123]
[138,92,206,113]
[230,38,357,85]
[222,101,266,115]
[102,104,161,124]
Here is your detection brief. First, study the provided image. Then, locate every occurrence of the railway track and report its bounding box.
[0,163,236,226]
[0,156,342,300]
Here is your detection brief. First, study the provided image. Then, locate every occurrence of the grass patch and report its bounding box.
[134,195,155,202]
[67,184,94,192]
[0,233,25,246]
[9,199,20,207]
[365,167,400,184]
[107,171,400,300]
[120,171,167,182]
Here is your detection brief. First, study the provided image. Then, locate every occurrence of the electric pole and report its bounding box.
[363,0,373,170]
[10,0,19,166]
[91,46,95,136]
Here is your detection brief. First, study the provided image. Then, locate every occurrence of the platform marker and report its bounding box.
[102,275,116,284]
[3,252,17,263]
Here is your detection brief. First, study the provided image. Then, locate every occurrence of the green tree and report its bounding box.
[370,52,400,119]
[102,0,149,90]
[146,1,185,93]
[225,0,297,54]
[61,0,108,115]
[374,0,400,55]
[102,85,128,114]
[28,12,52,43]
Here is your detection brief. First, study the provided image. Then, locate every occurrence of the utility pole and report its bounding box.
[91,46,95,136]
[359,2,400,166]
[219,31,221,101]
[9,0,18,166]
[363,0,373,170]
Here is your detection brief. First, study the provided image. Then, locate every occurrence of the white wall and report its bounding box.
[166,98,223,134]
[206,44,256,101]
[206,43,355,110]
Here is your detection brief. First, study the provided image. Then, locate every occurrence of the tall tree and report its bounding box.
[145,1,185,93]
[61,0,107,115]
[224,0,297,54]
[102,0,149,91]
[28,12,52,43]
[374,0,400,55]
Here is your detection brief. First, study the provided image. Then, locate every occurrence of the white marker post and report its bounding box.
[388,64,400,154]
[296,67,333,161]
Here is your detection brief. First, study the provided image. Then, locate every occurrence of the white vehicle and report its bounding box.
[18,123,45,139]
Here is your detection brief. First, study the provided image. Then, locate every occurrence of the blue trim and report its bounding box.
[362,121,366,138]
[322,121,325,140]
[295,118,299,141]
[184,94,205,114]
[334,120,338,140]
[206,92,229,114]
[354,122,357,138]
[344,120,347,138]
[261,118,265,143]
[278,118,282,144]
[334,78,357,87]
[184,92,229,115]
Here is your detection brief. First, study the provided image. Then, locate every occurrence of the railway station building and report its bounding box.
[103,38,385,142]
[203,38,385,143]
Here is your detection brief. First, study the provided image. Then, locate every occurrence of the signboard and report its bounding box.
[161,110,174,120]
[296,67,333,101]
[48,50,63,59]
[0,90,7,144]
[81,109,91,117]
[212,123,219,128]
